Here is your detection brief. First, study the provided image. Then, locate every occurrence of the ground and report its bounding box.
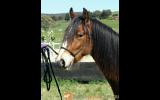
[41,17,119,100]
[41,79,115,100]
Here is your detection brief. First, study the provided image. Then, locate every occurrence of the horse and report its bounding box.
[56,8,119,100]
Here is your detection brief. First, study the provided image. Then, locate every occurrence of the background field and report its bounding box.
[41,11,119,100]
[41,17,119,43]
[41,79,115,100]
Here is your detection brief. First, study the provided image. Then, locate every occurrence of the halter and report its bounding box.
[60,23,91,58]
[60,46,84,57]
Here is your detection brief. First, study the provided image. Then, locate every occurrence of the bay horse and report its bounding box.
[56,8,119,100]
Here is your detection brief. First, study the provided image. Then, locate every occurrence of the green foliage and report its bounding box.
[41,15,54,30]
[41,20,69,43]
[41,36,45,41]
[93,10,101,18]
[112,13,118,16]
[100,10,112,19]
[88,11,95,18]
[58,16,63,20]
[51,15,57,21]
[41,10,119,43]
[65,13,70,21]
[41,17,119,43]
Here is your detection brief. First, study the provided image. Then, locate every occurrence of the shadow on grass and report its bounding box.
[41,62,106,81]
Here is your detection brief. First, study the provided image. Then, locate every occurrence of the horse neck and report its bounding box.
[90,20,119,81]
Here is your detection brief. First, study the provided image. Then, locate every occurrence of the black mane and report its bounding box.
[91,18,119,80]
[63,17,119,73]
[63,16,119,96]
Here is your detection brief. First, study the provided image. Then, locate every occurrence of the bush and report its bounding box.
[51,16,57,21]
[41,16,54,30]
[100,9,112,19]
[112,13,118,16]
[93,10,101,18]
[65,13,70,21]
[57,16,63,20]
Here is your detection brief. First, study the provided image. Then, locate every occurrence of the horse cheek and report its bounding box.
[83,40,93,55]
[72,39,82,50]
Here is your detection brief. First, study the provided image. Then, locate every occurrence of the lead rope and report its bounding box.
[41,46,63,100]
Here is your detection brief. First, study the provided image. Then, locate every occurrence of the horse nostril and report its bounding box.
[59,59,65,68]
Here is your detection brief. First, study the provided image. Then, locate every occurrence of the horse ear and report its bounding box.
[69,7,76,20]
[83,8,89,23]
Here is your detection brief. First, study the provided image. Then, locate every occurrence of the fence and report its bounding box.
[41,42,106,81]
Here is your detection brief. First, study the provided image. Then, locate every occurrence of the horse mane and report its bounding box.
[63,16,119,80]
[90,18,119,81]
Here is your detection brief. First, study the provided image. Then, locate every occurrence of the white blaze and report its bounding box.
[56,41,74,68]
[56,41,67,61]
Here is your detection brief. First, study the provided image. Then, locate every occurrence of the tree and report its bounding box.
[51,16,57,21]
[88,11,96,18]
[112,13,118,16]
[65,13,70,21]
[93,10,101,18]
[100,9,112,19]
[41,16,54,30]
[57,16,63,20]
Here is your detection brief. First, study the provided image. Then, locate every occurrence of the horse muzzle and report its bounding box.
[56,59,65,68]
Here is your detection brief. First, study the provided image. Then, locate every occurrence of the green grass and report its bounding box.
[100,18,119,32]
[41,20,69,43]
[41,79,115,100]
[41,18,119,100]
[41,18,119,43]
[51,20,69,42]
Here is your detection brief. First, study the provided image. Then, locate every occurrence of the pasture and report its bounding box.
[41,17,119,100]
[41,18,119,43]
[41,79,115,100]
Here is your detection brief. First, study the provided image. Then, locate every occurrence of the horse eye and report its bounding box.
[78,32,84,37]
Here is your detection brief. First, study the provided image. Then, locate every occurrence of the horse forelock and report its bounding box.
[63,17,82,42]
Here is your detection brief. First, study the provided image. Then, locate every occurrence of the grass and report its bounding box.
[41,79,115,100]
[41,18,119,100]
[41,20,69,43]
[100,18,119,32]
[41,18,119,43]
